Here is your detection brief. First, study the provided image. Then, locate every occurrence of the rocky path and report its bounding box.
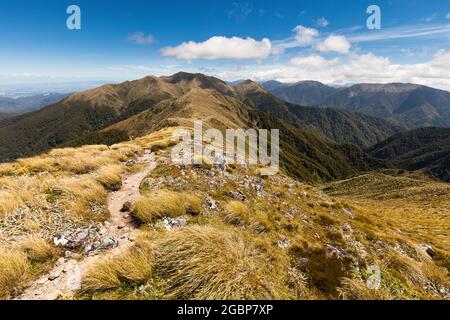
[15,151,156,300]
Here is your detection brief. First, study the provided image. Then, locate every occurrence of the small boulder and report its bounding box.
[231,191,246,201]
[277,237,290,249]
[205,195,218,210]
[342,223,353,234]
[85,236,119,254]
[54,228,98,249]
[418,244,436,257]
[121,201,133,212]
[162,217,187,231]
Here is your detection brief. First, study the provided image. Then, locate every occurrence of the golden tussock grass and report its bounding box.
[0,190,25,219]
[223,202,273,233]
[0,247,30,299]
[192,155,213,170]
[93,164,124,191]
[223,201,250,226]
[132,190,201,223]
[338,277,392,300]
[83,238,154,292]
[154,225,292,300]
[18,237,56,263]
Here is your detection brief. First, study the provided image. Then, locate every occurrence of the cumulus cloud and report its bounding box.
[293,25,319,46]
[128,32,155,45]
[317,35,351,54]
[204,51,450,90]
[316,17,329,27]
[160,36,272,60]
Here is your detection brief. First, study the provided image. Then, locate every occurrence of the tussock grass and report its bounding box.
[0,190,25,218]
[223,202,273,233]
[94,164,124,191]
[83,238,154,292]
[338,278,392,300]
[18,237,56,263]
[133,190,201,223]
[0,247,30,299]
[250,211,272,233]
[192,155,213,170]
[154,225,292,300]
[223,201,250,226]
[149,138,179,153]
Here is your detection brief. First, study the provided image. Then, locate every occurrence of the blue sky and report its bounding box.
[1,0,450,88]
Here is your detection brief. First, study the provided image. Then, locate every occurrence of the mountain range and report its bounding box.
[0,72,449,183]
[262,81,450,129]
[0,92,68,114]
[236,80,401,147]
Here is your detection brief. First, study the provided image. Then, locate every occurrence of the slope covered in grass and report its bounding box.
[79,143,449,300]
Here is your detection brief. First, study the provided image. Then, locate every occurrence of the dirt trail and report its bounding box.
[15,152,156,300]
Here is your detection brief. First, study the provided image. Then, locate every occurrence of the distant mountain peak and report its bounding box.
[234,80,269,95]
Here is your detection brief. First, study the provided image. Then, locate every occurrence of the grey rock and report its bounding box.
[231,191,246,201]
[205,195,218,210]
[342,223,353,234]
[86,236,119,254]
[162,217,187,231]
[53,228,98,249]
[277,237,290,249]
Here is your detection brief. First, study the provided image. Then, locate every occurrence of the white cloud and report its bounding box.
[160,36,272,60]
[202,51,450,90]
[317,35,351,54]
[316,17,329,27]
[290,55,339,69]
[292,25,319,46]
[128,32,154,45]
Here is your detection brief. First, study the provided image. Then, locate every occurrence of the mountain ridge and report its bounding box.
[262,80,450,128]
[236,80,402,148]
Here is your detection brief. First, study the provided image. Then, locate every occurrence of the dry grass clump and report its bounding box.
[133,190,201,223]
[192,155,213,170]
[0,247,30,299]
[93,164,124,191]
[83,238,154,292]
[49,176,108,220]
[338,277,392,300]
[223,201,250,226]
[16,144,135,175]
[250,211,273,233]
[18,237,56,263]
[223,202,273,233]
[149,138,179,153]
[286,267,309,299]
[383,252,450,298]
[154,225,291,300]
[0,190,25,219]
